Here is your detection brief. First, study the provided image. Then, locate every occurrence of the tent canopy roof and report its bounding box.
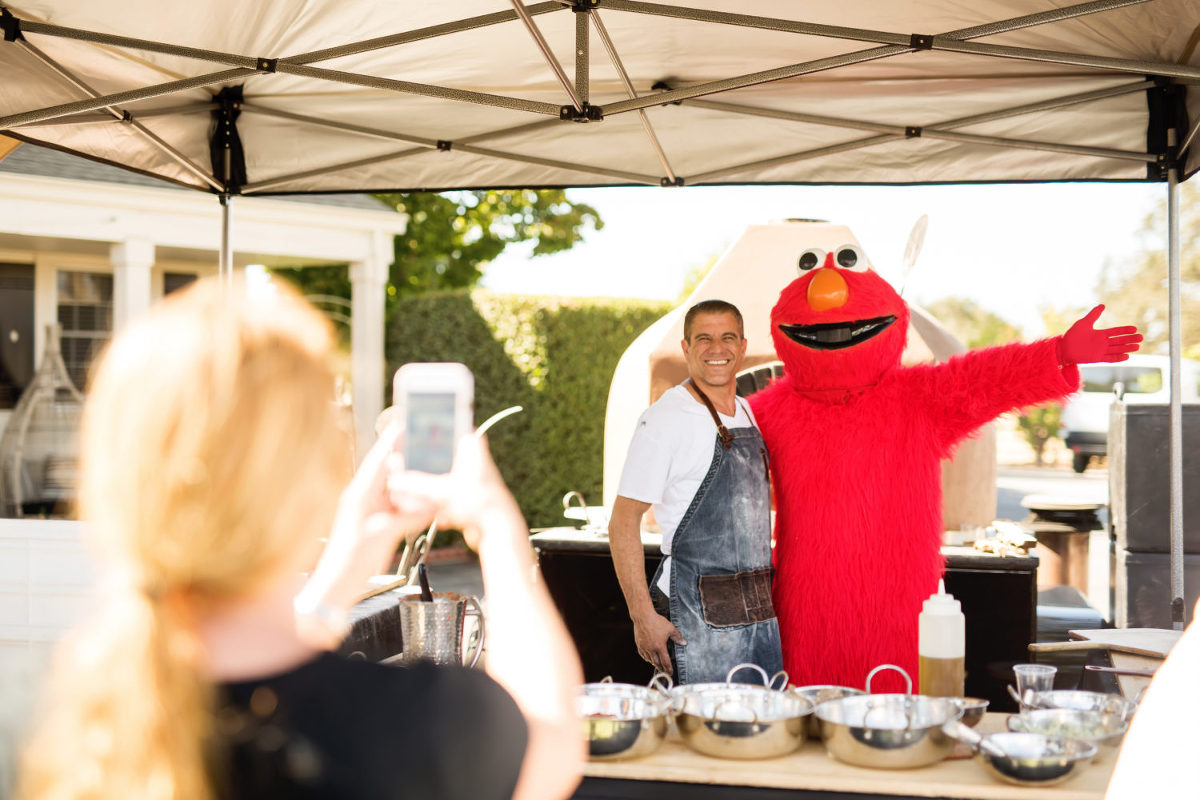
[1,0,1197,195]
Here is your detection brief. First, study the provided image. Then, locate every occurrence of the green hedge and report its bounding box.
[386,290,670,528]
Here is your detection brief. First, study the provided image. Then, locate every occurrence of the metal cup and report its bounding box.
[397,591,485,667]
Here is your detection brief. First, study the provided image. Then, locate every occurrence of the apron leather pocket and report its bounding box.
[698,568,776,628]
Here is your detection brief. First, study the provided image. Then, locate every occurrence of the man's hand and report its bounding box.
[632,609,686,676]
[1057,304,1143,365]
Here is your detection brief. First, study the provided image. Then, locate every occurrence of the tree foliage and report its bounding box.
[1097,181,1200,357]
[378,190,603,298]
[1015,403,1062,467]
[272,189,603,319]
[922,296,1023,348]
[386,290,669,527]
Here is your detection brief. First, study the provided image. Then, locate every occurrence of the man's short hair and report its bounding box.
[684,299,744,341]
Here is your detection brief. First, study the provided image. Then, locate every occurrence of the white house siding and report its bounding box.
[0,519,95,794]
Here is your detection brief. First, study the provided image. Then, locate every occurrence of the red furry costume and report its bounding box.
[748,254,1135,693]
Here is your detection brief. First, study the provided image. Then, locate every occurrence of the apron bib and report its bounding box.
[650,389,782,684]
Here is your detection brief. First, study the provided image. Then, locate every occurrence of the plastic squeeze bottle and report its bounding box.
[918,579,965,697]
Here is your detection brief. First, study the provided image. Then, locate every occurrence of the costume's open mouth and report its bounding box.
[778,315,897,350]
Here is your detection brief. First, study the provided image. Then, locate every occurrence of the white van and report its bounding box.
[1059,353,1200,473]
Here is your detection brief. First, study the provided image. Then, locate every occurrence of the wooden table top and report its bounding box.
[584,713,1116,799]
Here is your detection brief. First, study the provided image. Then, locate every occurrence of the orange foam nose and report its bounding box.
[807,267,849,311]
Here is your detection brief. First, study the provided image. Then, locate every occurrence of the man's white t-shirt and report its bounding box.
[616,384,759,593]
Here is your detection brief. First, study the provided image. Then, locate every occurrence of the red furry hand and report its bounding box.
[1056,304,1143,365]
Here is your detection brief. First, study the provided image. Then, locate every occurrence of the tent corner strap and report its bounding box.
[1,8,22,42]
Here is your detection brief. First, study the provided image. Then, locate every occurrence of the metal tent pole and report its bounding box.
[1167,131,1185,630]
[219,194,233,288]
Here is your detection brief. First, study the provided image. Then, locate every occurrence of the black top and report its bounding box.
[215,653,528,800]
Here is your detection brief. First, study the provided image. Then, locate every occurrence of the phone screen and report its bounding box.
[405,391,458,474]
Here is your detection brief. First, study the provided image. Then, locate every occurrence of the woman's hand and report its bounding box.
[387,434,521,552]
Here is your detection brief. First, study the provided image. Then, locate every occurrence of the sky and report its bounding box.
[479,181,1166,337]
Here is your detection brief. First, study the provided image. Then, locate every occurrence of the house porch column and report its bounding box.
[110,239,155,330]
[349,232,392,463]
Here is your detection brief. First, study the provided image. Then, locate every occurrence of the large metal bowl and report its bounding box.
[667,663,789,703]
[791,685,865,737]
[816,694,962,768]
[1007,708,1128,748]
[945,721,1098,787]
[814,664,962,769]
[578,682,671,760]
[674,685,813,759]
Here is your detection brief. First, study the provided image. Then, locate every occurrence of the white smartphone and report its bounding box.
[393,362,474,474]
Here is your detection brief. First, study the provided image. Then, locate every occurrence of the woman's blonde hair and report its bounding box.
[18,276,352,800]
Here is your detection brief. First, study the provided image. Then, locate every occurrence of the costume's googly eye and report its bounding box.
[797,249,824,273]
[835,244,866,272]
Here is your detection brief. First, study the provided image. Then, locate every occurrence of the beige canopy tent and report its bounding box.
[0,0,1196,625]
[602,221,996,530]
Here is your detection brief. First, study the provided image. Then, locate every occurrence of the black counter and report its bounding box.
[532,529,1037,711]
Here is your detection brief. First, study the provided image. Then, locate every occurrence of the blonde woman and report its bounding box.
[17,277,584,800]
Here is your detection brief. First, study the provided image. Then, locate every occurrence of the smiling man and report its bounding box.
[608,300,782,684]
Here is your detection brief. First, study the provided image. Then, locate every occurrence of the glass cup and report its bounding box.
[1013,663,1056,707]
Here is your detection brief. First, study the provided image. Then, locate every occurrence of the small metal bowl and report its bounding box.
[1007,708,1128,748]
[578,683,671,760]
[975,732,1098,786]
[791,685,865,737]
[953,697,989,728]
[1024,689,1137,723]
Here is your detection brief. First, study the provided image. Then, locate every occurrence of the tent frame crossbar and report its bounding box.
[0,67,251,130]
[686,80,1152,139]
[1180,116,1200,161]
[234,77,1161,191]
[16,39,222,190]
[242,139,658,194]
[592,9,677,183]
[13,3,564,69]
[272,63,562,116]
[575,8,590,106]
[237,109,654,193]
[603,0,1148,46]
[5,0,1188,134]
[600,0,1166,116]
[241,103,561,150]
[510,0,584,112]
[687,80,1159,182]
[2,4,570,130]
[284,3,565,66]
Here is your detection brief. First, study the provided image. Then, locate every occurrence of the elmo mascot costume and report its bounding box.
[749,243,1141,692]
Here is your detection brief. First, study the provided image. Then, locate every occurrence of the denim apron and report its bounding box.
[649,391,782,685]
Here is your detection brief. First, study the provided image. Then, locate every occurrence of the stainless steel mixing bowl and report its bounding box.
[674,685,813,759]
[1007,707,1128,748]
[944,720,1098,787]
[952,696,989,728]
[578,681,672,760]
[791,685,865,737]
[816,694,963,768]
[1022,689,1137,723]
[814,664,962,769]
